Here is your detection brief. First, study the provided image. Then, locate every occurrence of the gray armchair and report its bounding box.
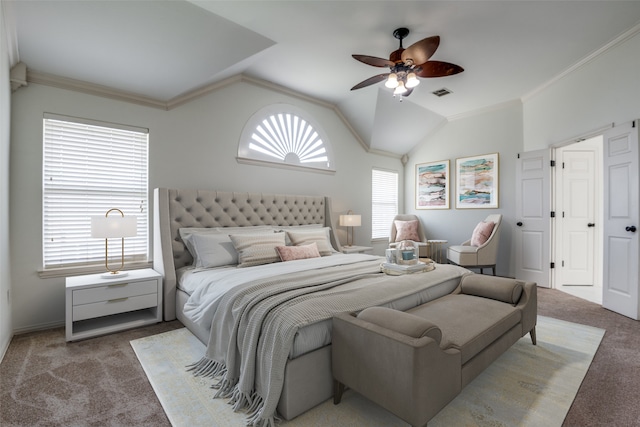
[389,214,429,258]
[447,214,502,275]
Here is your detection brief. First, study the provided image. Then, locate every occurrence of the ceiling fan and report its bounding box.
[351,27,464,98]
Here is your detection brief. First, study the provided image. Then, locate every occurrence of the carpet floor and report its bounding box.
[1,287,639,426]
[131,316,604,427]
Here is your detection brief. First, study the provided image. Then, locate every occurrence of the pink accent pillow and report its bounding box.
[276,242,321,262]
[470,221,495,247]
[394,220,420,242]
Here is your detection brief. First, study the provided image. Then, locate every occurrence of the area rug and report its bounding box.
[131,316,604,427]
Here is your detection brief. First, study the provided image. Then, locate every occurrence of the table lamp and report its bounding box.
[91,208,137,278]
[339,210,361,247]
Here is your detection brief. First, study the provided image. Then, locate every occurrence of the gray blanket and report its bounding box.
[189,259,468,426]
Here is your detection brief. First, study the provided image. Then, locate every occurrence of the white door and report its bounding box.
[515,149,551,287]
[603,120,639,320]
[559,149,596,285]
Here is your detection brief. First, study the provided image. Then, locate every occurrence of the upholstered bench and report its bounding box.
[332,274,537,427]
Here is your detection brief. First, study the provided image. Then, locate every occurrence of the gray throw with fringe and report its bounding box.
[188,259,468,426]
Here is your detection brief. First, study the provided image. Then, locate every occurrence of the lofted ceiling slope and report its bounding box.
[7,1,640,155]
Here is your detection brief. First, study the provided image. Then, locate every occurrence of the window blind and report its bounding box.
[42,115,149,269]
[372,168,398,239]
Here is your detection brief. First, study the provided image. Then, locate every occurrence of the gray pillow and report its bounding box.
[179,226,275,268]
[286,228,336,256]
[229,232,287,268]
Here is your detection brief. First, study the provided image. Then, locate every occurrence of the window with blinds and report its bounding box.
[371,168,398,240]
[42,114,149,270]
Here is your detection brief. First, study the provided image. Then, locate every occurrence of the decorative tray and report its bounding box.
[381,260,435,275]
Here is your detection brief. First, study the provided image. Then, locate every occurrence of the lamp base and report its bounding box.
[100,271,129,279]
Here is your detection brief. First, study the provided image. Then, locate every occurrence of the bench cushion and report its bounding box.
[358,306,442,343]
[407,294,521,364]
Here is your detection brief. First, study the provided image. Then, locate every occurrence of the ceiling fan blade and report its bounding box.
[401,35,440,66]
[415,61,464,78]
[351,73,389,90]
[352,54,395,68]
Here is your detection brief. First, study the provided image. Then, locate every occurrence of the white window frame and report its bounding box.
[372,168,399,240]
[41,114,150,277]
[237,103,335,174]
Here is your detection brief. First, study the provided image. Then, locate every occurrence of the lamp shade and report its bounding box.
[339,214,361,227]
[405,72,420,88]
[91,215,137,238]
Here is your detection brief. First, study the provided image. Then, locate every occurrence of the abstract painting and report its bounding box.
[416,160,449,209]
[455,153,499,209]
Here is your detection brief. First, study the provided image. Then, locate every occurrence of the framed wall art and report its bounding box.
[455,153,499,209]
[416,160,449,209]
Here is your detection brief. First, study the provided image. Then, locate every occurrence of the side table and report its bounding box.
[65,268,162,341]
[427,240,448,264]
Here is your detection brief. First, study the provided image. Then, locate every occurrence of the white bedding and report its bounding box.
[179,254,465,358]
[180,253,376,329]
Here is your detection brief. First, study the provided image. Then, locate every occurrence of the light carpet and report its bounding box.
[131,316,604,427]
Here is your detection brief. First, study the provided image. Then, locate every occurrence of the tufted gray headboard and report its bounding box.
[153,188,341,320]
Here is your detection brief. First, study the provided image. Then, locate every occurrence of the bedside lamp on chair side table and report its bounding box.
[339,210,361,247]
[91,208,137,278]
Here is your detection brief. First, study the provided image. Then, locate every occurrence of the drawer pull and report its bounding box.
[108,297,128,303]
[108,283,128,288]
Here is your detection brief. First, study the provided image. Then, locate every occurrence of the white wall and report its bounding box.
[402,30,640,280]
[524,31,640,149]
[9,79,402,333]
[9,25,637,335]
[405,103,524,277]
[1,2,14,358]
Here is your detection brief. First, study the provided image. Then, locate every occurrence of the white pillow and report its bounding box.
[179,226,275,268]
[286,228,337,256]
[272,224,324,245]
[229,232,287,268]
[182,233,240,268]
[179,225,274,240]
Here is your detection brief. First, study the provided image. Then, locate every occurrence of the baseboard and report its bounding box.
[12,320,65,336]
[0,333,12,363]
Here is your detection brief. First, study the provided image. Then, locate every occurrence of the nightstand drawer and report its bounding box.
[73,293,158,321]
[72,280,158,305]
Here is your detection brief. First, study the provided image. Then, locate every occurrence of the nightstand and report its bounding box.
[65,268,162,341]
[341,245,373,254]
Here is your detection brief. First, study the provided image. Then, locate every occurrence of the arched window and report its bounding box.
[238,104,335,173]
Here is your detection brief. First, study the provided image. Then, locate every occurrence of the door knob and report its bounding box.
[516,222,523,227]
[587,223,595,227]
[626,225,637,233]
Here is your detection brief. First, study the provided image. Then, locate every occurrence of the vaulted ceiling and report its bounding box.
[7,1,640,155]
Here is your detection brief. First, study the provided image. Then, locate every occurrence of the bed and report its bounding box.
[153,188,469,425]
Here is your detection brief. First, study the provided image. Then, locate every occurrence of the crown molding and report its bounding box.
[23,68,400,159]
[165,74,244,109]
[446,99,522,122]
[27,70,169,109]
[522,21,640,103]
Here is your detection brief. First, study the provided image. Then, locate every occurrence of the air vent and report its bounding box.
[432,88,452,97]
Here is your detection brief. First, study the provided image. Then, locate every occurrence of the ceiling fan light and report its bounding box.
[406,72,420,88]
[385,73,399,88]
[393,81,407,95]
